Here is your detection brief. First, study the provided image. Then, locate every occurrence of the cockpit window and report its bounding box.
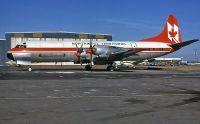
[15,45,26,48]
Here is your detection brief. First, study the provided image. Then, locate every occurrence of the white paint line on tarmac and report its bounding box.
[44,71,75,74]
[0,94,194,100]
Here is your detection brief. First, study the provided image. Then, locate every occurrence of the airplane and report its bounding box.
[7,15,198,71]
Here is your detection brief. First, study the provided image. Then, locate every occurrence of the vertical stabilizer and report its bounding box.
[140,15,182,44]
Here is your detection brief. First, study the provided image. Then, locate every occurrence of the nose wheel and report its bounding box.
[28,67,32,71]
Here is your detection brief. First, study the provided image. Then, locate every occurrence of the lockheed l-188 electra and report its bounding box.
[7,15,198,71]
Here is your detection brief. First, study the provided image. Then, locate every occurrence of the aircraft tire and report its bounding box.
[85,65,92,71]
[107,66,115,71]
[28,67,32,71]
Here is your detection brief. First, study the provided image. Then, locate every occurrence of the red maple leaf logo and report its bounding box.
[169,27,177,38]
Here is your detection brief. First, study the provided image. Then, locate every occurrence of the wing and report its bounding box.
[109,47,142,59]
[92,45,143,64]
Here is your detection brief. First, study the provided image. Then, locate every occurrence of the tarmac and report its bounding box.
[0,65,200,124]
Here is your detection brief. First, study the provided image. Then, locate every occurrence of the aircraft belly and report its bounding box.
[13,52,75,62]
[31,53,75,62]
[125,52,168,61]
[93,56,121,65]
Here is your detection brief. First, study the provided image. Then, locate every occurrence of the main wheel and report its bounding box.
[106,66,115,71]
[85,65,92,71]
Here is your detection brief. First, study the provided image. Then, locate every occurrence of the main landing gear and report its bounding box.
[85,64,115,71]
[85,64,92,71]
[106,65,115,71]
[28,67,32,71]
[84,63,116,71]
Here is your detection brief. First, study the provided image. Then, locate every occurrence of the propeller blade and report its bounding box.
[80,57,82,66]
[89,40,93,71]
[90,52,92,71]
[81,43,83,49]
[90,40,92,48]
[75,41,84,65]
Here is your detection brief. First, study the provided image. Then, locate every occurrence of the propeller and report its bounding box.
[87,40,94,71]
[75,40,95,71]
[75,42,83,65]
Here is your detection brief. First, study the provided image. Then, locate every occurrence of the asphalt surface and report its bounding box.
[0,65,200,124]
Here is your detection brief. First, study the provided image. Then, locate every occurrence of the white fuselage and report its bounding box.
[8,40,173,65]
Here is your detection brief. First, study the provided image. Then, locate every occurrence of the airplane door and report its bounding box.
[131,42,137,48]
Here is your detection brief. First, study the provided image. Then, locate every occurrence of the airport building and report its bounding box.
[139,58,183,66]
[154,58,182,66]
[0,39,6,64]
[0,32,112,65]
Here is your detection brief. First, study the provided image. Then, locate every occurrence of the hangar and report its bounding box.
[0,39,6,64]
[0,32,112,65]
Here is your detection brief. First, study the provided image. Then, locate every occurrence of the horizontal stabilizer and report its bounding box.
[170,39,199,49]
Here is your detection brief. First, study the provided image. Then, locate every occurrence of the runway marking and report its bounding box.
[44,71,75,74]
[0,94,194,100]
[175,76,200,78]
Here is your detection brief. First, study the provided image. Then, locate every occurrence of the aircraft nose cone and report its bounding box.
[7,53,14,60]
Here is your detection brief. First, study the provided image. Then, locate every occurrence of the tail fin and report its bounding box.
[140,15,182,44]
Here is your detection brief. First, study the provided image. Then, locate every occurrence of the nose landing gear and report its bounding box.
[28,67,32,71]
